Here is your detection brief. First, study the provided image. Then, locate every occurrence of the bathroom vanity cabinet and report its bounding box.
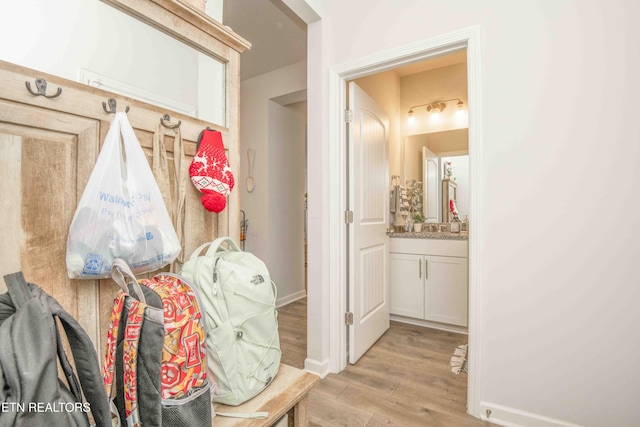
[390,237,468,330]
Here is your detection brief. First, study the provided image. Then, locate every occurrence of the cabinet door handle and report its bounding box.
[418,259,422,279]
[425,259,428,279]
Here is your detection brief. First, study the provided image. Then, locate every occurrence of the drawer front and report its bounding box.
[390,237,468,257]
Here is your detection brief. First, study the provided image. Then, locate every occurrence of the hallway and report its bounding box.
[277,298,492,426]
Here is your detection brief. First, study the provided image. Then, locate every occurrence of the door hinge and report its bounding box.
[345,109,353,123]
[345,312,354,325]
[345,210,354,224]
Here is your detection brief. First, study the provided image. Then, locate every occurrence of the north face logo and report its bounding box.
[250,275,265,285]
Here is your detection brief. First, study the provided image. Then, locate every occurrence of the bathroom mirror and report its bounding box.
[403,128,469,222]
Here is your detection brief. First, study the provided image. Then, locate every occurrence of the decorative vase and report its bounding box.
[404,220,413,232]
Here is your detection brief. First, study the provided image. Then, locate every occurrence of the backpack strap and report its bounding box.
[154,123,187,267]
[48,297,114,427]
[123,299,146,427]
[112,259,146,304]
[4,272,31,308]
[188,241,213,260]
[53,316,83,401]
[187,237,243,261]
[172,125,187,265]
[206,236,242,256]
[103,292,127,398]
[216,411,269,419]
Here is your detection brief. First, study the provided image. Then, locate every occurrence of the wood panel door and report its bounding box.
[348,82,390,364]
[0,60,240,352]
[0,99,103,346]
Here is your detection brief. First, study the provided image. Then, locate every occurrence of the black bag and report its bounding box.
[0,272,111,427]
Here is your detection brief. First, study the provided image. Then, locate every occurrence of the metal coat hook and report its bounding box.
[160,114,181,129]
[102,98,130,114]
[25,78,62,99]
[196,127,217,150]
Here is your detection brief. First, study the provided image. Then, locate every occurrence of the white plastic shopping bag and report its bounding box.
[66,112,181,279]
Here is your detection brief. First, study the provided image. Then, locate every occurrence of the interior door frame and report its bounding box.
[328,26,483,417]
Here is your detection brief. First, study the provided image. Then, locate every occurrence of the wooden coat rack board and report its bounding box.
[0,59,238,351]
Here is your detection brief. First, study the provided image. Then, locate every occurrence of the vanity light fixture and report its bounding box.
[455,99,466,119]
[426,102,446,114]
[406,98,465,124]
[407,109,416,125]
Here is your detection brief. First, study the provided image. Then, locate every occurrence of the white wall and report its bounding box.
[267,99,307,305]
[306,1,640,426]
[0,0,224,122]
[240,61,307,305]
[304,19,331,375]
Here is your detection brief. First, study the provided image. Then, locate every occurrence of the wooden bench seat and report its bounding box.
[212,364,319,426]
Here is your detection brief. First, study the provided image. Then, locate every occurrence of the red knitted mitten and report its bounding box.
[189,130,235,213]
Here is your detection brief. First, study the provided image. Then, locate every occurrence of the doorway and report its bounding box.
[329,26,483,416]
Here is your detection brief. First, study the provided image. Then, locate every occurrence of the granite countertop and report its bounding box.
[389,231,468,240]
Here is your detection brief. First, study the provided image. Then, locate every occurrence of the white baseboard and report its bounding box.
[304,357,330,379]
[479,402,584,427]
[390,314,468,335]
[276,290,307,308]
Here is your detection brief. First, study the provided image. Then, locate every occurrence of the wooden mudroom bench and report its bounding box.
[212,364,319,427]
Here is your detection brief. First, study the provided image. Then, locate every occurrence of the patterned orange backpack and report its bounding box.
[103,259,212,427]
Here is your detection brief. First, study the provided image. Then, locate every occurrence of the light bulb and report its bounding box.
[407,109,415,125]
[455,101,466,121]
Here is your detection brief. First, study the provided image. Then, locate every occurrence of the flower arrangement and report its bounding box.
[405,180,423,216]
[411,213,426,224]
[445,160,453,179]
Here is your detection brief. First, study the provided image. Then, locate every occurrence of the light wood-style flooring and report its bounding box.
[277,298,493,426]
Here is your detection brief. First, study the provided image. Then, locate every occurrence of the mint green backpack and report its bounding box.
[180,237,281,407]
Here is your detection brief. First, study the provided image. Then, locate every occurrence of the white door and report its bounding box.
[348,82,390,364]
[422,146,440,223]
